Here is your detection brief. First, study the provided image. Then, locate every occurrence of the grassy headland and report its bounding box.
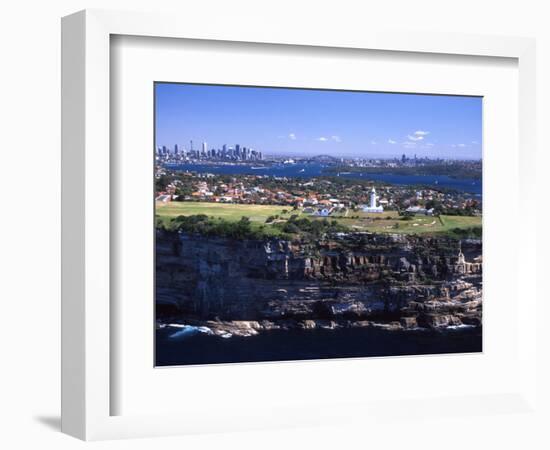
[156,201,481,239]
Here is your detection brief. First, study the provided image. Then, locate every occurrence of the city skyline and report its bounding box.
[157,141,263,162]
[155,83,482,160]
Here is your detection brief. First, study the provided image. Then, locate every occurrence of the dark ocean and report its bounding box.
[165,162,482,195]
[155,326,482,367]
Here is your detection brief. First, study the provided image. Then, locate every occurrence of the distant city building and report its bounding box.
[362,187,384,213]
[155,140,263,163]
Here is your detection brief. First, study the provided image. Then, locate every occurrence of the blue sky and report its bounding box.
[155,83,482,159]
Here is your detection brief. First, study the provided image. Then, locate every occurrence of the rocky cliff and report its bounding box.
[156,230,482,334]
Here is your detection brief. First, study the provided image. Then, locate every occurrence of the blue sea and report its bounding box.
[155,326,482,366]
[165,162,482,195]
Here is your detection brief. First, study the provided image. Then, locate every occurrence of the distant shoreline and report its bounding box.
[162,161,482,195]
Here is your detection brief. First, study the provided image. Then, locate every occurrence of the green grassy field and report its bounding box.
[156,201,481,236]
[156,201,292,225]
[328,210,481,235]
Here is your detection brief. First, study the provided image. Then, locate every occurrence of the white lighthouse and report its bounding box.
[362,187,384,213]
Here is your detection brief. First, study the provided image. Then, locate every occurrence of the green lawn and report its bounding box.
[156,201,481,236]
[156,201,292,224]
[437,215,483,231]
[328,211,481,235]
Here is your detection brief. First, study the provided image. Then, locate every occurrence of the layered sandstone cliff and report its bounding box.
[156,230,482,334]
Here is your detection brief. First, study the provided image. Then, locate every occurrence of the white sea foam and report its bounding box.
[168,324,213,339]
[446,324,476,330]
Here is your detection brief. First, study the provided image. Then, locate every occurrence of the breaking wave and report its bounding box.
[167,324,213,340]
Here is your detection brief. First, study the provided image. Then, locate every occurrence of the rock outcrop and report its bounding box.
[156,230,482,332]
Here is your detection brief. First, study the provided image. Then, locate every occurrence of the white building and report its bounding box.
[155,194,171,203]
[314,208,332,217]
[362,187,384,213]
[405,205,434,215]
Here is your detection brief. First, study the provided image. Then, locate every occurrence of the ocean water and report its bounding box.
[155,326,482,366]
[165,162,482,194]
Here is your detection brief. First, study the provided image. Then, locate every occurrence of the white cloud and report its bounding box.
[402,141,417,148]
[388,139,397,144]
[317,135,341,142]
[425,142,435,147]
[407,130,430,141]
[280,133,297,140]
[457,143,467,148]
[471,140,479,145]
[407,135,424,141]
[370,140,377,145]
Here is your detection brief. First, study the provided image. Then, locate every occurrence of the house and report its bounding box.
[304,197,319,206]
[155,194,171,203]
[405,206,434,215]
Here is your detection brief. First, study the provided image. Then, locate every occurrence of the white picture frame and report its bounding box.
[61,9,538,441]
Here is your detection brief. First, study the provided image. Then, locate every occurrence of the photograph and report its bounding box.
[154,82,483,366]
[1,1,542,446]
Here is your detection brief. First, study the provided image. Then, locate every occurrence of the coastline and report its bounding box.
[157,317,481,339]
[163,161,482,195]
